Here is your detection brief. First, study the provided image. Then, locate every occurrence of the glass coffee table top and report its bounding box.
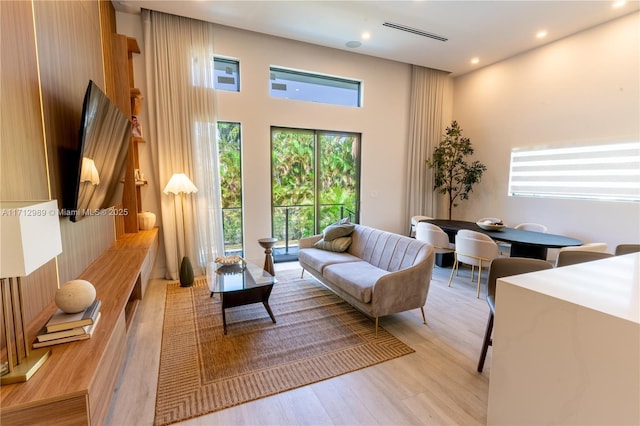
[206,260,276,294]
[206,260,277,334]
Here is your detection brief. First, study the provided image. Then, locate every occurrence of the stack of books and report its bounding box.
[33,300,102,348]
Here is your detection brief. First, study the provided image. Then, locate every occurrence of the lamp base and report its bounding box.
[179,256,194,287]
[1,347,51,385]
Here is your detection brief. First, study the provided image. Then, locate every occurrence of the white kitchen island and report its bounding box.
[487,253,639,425]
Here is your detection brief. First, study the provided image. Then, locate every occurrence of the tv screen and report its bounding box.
[70,80,131,222]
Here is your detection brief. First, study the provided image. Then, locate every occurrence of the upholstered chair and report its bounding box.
[615,244,640,256]
[515,222,548,233]
[448,229,499,298]
[555,243,609,267]
[556,250,613,267]
[415,222,454,259]
[477,257,553,372]
[409,215,433,237]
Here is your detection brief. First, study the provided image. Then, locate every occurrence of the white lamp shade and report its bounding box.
[163,173,198,195]
[0,200,63,278]
[80,157,100,185]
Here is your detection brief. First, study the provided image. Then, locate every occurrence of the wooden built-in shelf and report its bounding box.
[0,228,159,426]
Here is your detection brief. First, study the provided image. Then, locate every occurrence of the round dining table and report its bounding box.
[423,219,583,260]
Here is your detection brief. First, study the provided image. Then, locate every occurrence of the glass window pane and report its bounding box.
[270,67,361,107]
[214,57,240,92]
[218,122,243,255]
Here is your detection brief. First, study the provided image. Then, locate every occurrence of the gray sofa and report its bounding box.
[298,224,435,334]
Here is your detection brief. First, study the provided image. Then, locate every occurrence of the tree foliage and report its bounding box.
[426,121,486,220]
[218,125,360,253]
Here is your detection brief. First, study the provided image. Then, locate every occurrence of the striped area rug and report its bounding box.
[154,269,414,425]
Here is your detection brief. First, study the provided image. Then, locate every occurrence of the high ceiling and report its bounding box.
[114,1,639,76]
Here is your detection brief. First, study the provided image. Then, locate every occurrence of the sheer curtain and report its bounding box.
[143,10,224,280]
[405,65,452,226]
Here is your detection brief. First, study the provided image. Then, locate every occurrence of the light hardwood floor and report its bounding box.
[105,260,492,425]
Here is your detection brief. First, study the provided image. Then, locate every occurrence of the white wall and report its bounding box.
[452,12,640,254]
[116,16,413,264]
[118,10,639,269]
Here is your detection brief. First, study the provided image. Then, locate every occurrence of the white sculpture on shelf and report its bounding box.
[55,279,96,313]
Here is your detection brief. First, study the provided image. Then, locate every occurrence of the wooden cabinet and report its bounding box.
[0,229,159,426]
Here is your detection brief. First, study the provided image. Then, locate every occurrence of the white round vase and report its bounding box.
[55,280,96,313]
[138,211,156,230]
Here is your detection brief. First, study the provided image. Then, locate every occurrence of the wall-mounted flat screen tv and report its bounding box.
[69,80,131,222]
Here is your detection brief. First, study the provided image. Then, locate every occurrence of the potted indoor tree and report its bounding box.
[427,121,486,220]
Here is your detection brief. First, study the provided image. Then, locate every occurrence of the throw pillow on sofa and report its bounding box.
[314,236,352,252]
[322,221,355,241]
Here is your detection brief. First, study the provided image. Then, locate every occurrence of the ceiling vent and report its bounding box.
[382,22,448,42]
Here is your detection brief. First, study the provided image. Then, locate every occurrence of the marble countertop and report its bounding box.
[498,253,639,324]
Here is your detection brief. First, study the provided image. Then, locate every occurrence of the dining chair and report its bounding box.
[409,215,433,237]
[559,242,608,253]
[415,222,455,261]
[555,243,609,266]
[448,229,499,298]
[556,250,613,267]
[615,244,640,256]
[515,222,548,233]
[477,257,553,372]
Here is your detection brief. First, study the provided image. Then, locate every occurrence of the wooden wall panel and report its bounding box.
[100,0,118,101]
[58,215,116,284]
[0,1,57,361]
[0,0,49,200]
[0,1,132,367]
[33,0,104,210]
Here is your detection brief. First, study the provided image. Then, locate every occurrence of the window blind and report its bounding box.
[508,142,640,202]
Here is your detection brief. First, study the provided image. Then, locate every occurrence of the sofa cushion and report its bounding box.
[314,236,352,252]
[298,247,360,274]
[323,261,390,304]
[323,222,356,241]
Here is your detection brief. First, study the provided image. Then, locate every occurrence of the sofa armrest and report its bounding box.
[299,234,322,249]
[370,246,435,317]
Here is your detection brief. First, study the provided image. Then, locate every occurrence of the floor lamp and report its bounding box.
[0,200,62,384]
[163,173,198,287]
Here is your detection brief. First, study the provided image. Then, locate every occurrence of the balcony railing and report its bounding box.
[221,204,358,261]
[272,204,357,261]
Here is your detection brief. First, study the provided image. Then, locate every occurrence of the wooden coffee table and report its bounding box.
[206,260,277,334]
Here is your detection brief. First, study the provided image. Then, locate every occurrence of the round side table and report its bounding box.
[258,238,277,276]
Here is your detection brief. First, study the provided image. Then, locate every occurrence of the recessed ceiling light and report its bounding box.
[346,41,362,48]
[536,30,548,39]
[361,32,371,40]
[613,1,626,8]
[471,57,480,65]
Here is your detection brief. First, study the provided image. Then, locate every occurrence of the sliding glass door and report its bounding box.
[271,127,360,260]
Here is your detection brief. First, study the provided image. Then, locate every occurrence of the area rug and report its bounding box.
[154,269,414,425]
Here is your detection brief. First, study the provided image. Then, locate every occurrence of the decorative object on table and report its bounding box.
[258,237,277,276]
[214,254,245,265]
[0,200,63,384]
[476,218,506,231]
[164,173,198,287]
[44,299,102,333]
[137,211,156,230]
[426,121,487,220]
[34,312,102,348]
[54,279,96,313]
